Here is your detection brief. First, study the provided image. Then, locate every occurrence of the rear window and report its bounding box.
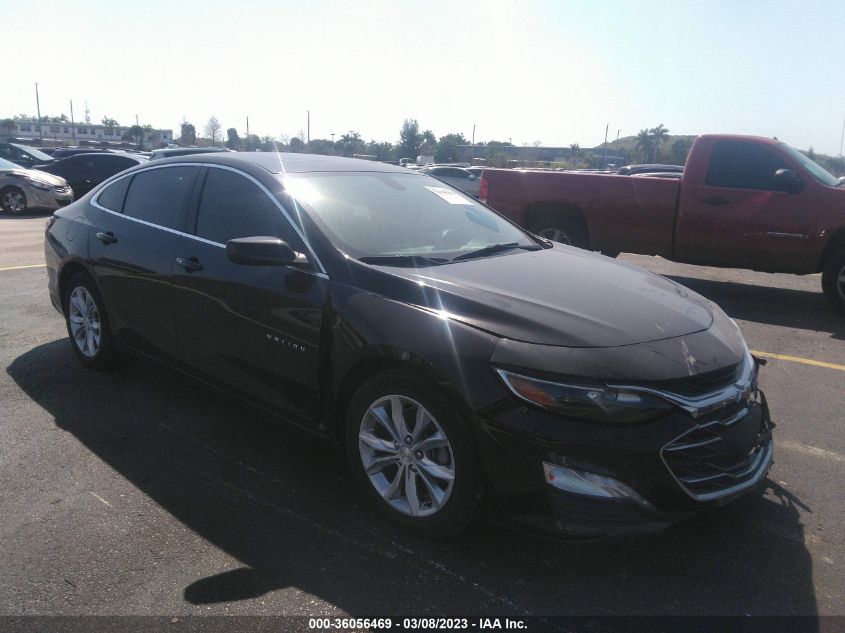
[122,166,198,229]
[96,177,131,211]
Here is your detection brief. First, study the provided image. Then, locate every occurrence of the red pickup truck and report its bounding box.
[480,134,845,311]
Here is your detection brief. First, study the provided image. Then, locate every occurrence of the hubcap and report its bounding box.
[68,287,102,358]
[538,228,572,245]
[3,191,25,213]
[358,395,455,517]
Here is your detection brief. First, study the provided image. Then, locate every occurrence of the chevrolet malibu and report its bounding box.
[44,153,774,538]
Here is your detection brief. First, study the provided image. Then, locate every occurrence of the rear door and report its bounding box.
[171,166,329,423]
[683,140,819,271]
[88,165,200,359]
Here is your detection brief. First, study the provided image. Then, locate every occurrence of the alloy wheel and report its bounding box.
[358,395,455,517]
[68,287,102,358]
[2,190,26,213]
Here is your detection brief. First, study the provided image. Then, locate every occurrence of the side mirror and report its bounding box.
[226,236,299,266]
[773,168,804,194]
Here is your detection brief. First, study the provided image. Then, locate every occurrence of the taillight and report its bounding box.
[479,175,488,204]
[45,215,57,234]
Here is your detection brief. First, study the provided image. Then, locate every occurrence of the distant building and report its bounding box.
[0,118,173,148]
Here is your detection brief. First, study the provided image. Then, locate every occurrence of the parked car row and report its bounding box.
[0,157,73,213]
[45,151,774,539]
[0,143,234,212]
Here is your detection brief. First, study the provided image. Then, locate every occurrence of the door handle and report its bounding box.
[176,256,203,272]
[95,231,117,244]
[700,196,730,206]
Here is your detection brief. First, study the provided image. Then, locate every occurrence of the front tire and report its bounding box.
[1,186,27,214]
[531,217,588,248]
[63,272,126,371]
[822,248,845,314]
[345,372,482,537]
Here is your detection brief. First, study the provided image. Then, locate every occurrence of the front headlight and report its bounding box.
[23,178,53,191]
[496,368,674,425]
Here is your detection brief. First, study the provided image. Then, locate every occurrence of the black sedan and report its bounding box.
[36,152,144,198]
[44,153,774,538]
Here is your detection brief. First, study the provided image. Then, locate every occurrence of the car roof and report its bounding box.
[153,152,412,175]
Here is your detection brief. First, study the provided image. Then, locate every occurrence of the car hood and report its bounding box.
[4,168,67,187]
[355,246,714,348]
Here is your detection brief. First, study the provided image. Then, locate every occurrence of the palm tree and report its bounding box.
[650,124,669,161]
[635,129,654,163]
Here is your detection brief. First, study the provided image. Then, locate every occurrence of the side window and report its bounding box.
[195,168,301,247]
[97,177,131,211]
[123,166,197,230]
[705,141,787,191]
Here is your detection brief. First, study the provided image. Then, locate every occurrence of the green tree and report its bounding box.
[289,137,305,153]
[635,129,655,162]
[435,132,467,162]
[204,116,222,146]
[669,138,692,165]
[226,127,241,149]
[650,124,669,161]
[307,139,337,155]
[398,119,422,159]
[123,124,145,149]
[339,131,365,157]
[366,140,395,161]
[179,122,197,146]
[101,116,119,127]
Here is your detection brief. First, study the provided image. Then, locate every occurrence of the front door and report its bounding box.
[683,140,819,272]
[170,166,329,423]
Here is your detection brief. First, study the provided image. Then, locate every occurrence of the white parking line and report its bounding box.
[780,441,844,464]
[0,263,46,272]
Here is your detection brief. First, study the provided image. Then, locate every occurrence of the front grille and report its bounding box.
[639,363,740,398]
[56,198,72,207]
[662,404,772,501]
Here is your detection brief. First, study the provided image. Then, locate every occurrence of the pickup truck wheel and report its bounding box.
[532,218,588,249]
[821,248,845,313]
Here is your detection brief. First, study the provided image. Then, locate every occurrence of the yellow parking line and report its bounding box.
[0,263,46,272]
[752,350,845,372]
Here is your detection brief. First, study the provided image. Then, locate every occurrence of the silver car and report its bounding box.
[0,157,73,214]
[423,166,482,198]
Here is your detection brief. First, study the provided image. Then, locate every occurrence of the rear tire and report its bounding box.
[821,248,845,314]
[531,217,588,249]
[1,186,27,214]
[63,272,127,371]
[345,371,483,537]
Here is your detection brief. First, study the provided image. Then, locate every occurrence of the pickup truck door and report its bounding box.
[682,140,819,273]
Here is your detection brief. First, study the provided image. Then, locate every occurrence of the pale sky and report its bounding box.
[4,0,845,154]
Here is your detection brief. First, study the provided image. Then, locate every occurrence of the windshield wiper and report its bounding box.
[358,254,449,267]
[451,242,540,262]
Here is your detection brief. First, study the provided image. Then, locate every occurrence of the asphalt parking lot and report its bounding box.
[1,212,843,619]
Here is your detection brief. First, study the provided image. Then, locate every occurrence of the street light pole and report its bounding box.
[35,83,43,142]
[307,110,310,143]
[603,123,609,167]
[70,100,76,143]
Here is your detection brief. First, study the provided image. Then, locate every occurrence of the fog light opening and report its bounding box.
[542,462,653,508]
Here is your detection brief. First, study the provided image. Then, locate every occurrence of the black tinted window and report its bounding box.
[123,166,197,229]
[195,168,298,245]
[97,177,130,211]
[705,141,787,190]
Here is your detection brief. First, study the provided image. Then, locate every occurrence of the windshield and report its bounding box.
[10,144,53,162]
[779,143,839,187]
[282,172,537,262]
[0,157,21,171]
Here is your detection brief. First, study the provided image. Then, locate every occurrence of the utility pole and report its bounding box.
[135,114,139,126]
[70,99,76,142]
[306,110,310,143]
[603,123,609,167]
[617,129,621,142]
[246,116,250,137]
[35,83,43,142]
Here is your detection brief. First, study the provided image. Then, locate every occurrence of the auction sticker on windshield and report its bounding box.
[425,186,473,205]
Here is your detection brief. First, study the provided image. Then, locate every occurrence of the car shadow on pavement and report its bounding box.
[666,275,844,338]
[6,340,820,622]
